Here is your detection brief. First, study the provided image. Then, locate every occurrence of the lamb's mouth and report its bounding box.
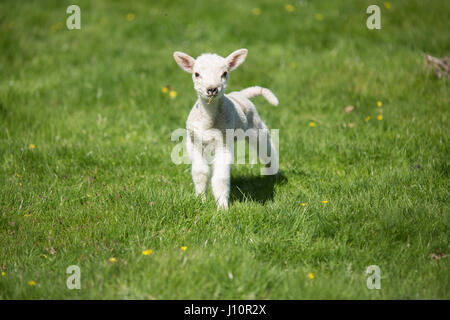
[206,95,215,104]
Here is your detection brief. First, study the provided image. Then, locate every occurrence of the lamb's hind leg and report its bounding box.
[249,123,279,176]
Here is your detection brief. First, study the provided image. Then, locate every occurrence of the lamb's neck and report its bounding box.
[196,96,224,124]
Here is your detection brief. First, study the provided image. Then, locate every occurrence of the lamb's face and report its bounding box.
[192,54,229,100]
[173,49,248,102]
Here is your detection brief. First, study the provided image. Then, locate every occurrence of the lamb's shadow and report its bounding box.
[230,172,287,204]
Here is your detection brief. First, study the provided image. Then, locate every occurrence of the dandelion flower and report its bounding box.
[309,122,316,127]
[29,144,36,149]
[322,200,328,204]
[364,116,371,122]
[285,4,295,12]
[377,115,383,120]
[377,101,382,107]
[291,62,297,69]
[252,8,261,15]
[181,246,187,252]
[301,202,306,207]
[384,2,391,9]
[308,272,315,280]
[169,91,177,98]
[28,280,37,286]
[162,87,169,93]
[142,249,152,256]
[126,13,135,22]
[108,257,117,263]
[315,13,323,21]
[1,272,5,277]
[24,213,31,217]
[50,22,63,32]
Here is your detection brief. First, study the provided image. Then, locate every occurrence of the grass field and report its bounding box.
[0,0,449,299]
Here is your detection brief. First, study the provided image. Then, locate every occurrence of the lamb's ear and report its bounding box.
[226,49,248,71]
[173,51,195,73]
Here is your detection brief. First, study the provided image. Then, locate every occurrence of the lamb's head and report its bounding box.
[173,49,248,102]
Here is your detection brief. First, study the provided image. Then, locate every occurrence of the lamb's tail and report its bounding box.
[239,86,279,106]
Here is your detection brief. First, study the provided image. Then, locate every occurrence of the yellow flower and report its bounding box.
[384,2,391,9]
[322,200,328,204]
[43,255,48,259]
[301,202,306,207]
[377,101,382,107]
[169,90,177,98]
[162,87,169,93]
[315,13,323,21]
[108,257,117,263]
[308,272,315,280]
[126,13,135,22]
[252,8,261,16]
[364,116,371,122]
[1,272,5,277]
[309,122,316,127]
[24,213,31,217]
[285,4,295,12]
[142,249,152,255]
[181,246,187,252]
[50,22,63,32]
[29,144,36,149]
[290,62,297,69]
[377,115,383,120]
[28,280,37,286]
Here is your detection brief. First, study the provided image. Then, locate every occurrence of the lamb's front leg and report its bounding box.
[187,137,210,201]
[211,146,233,209]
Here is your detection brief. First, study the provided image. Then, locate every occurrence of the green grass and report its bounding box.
[0,0,449,299]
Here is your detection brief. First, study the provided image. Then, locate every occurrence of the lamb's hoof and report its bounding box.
[216,200,229,210]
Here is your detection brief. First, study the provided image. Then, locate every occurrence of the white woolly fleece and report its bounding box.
[173,48,279,209]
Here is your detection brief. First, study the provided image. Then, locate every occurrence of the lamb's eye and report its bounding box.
[194,72,200,77]
[222,71,228,78]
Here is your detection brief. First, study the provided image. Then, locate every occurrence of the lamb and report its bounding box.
[173,48,279,209]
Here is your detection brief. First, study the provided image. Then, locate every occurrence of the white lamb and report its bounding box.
[173,48,279,209]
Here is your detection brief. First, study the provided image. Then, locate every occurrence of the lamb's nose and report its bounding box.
[207,87,218,96]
